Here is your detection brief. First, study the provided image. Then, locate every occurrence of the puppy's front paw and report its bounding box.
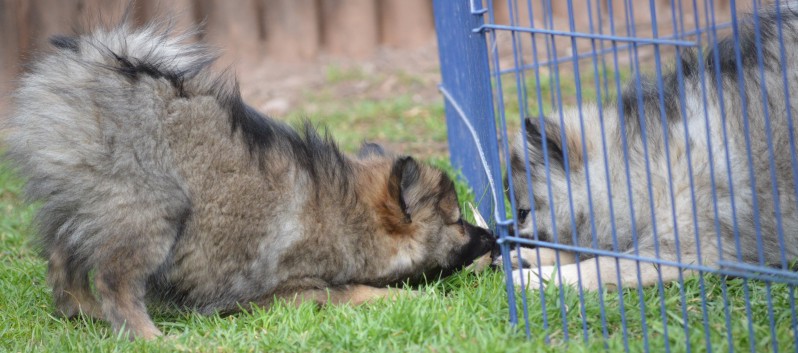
[511,264,582,291]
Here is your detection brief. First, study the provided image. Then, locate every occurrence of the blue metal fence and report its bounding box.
[435,0,798,351]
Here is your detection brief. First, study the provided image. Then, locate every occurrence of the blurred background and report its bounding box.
[0,0,746,157]
[0,0,441,120]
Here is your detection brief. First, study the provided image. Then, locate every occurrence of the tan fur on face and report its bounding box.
[357,160,419,238]
[555,114,591,170]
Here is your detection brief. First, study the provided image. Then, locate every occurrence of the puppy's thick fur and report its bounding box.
[3,22,495,339]
[508,5,798,291]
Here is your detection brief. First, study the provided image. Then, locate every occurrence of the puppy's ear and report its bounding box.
[524,117,568,169]
[388,156,422,222]
[435,172,460,223]
[49,35,79,53]
[358,142,387,159]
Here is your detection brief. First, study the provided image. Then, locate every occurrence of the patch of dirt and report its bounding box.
[236,43,443,119]
[0,43,449,159]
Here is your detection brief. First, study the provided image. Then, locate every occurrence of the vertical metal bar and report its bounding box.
[495,0,534,339]
[630,1,673,351]
[705,0,742,351]
[520,0,554,343]
[680,0,718,350]
[563,0,600,342]
[727,0,762,351]
[594,1,633,351]
[747,1,783,351]
[651,0,694,351]
[433,0,516,326]
[537,0,572,342]
[584,0,613,347]
[482,0,537,339]
[617,0,657,350]
[770,2,798,351]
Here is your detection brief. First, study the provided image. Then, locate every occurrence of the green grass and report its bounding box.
[285,94,447,153]
[2,158,796,352]
[1,64,796,352]
[284,65,447,155]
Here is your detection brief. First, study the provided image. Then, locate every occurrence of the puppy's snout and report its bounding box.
[463,222,496,254]
[489,238,501,261]
[473,225,500,261]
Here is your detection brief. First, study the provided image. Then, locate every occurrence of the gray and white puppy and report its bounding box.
[508,5,798,291]
[3,22,495,339]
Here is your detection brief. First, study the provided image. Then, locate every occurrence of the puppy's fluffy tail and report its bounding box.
[3,20,213,251]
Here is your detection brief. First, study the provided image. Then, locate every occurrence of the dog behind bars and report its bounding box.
[507,5,798,291]
[2,19,496,339]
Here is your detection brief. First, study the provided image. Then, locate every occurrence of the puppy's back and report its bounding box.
[2,20,213,281]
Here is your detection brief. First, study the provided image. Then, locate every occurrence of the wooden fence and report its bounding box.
[0,0,436,106]
[0,0,753,110]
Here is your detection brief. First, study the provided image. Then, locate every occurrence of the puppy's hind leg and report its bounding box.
[265,282,417,309]
[91,187,190,340]
[48,247,102,320]
[312,285,417,305]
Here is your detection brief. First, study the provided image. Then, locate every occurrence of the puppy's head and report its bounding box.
[358,143,496,285]
[507,111,596,243]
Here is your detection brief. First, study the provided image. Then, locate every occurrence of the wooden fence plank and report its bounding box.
[196,0,262,66]
[320,0,378,58]
[138,0,197,33]
[260,0,320,61]
[0,0,26,112]
[379,0,434,49]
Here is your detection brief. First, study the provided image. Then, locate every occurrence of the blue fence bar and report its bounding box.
[433,0,500,226]
[433,0,519,325]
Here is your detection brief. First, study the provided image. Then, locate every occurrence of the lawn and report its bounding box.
[1,63,796,352]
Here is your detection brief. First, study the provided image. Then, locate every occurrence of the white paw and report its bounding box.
[494,247,575,269]
[510,264,582,291]
[493,248,540,269]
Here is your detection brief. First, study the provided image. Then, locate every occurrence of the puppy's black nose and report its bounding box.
[489,240,501,261]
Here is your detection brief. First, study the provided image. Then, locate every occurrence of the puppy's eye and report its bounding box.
[517,209,530,223]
